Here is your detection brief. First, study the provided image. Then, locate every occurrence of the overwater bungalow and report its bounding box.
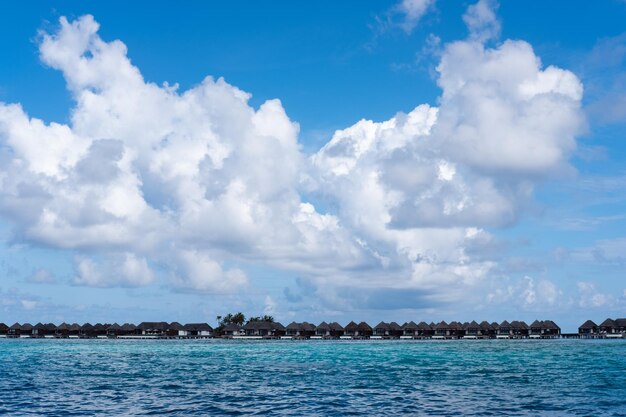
[32,322,47,338]
[242,321,284,338]
[449,322,464,338]
[401,321,419,338]
[93,323,107,338]
[222,323,242,337]
[578,320,598,337]
[55,323,69,338]
[373,322,391,338]
[68,323,81,338]
[388,322,403,338]
[344,321,358,338]
[21,323,33,338]
[479,321,493,338]
[80,323,94,338]
[599,318,617,335]
[120,323,138,336]
[615,318,626,333]
[497,320,511,338]
[529,320,561,338]
[183,323,213,337]
[328,322,345,338]
[106,323,122,338]
[417,322,433,338]
[464,321,480,338]
[286,322,312,338]
[315,321,331,338]
[8,323,21,338]
[167,322,185,337]
[0,322,8,337]
[138,322,169,337]
[511,321,529,338]
[434,321,450,338]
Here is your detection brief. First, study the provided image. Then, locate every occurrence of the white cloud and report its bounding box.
[577,281,615,308]
[463,0,500,43]
[72,253,155,287]
[486,276,562,309]
[27,268,56,284]
[0,8,586,310]
[395,0,436,33]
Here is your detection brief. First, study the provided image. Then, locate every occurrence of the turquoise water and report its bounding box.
[1,339,625,416]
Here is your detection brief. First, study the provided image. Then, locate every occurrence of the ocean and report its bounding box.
[1,339,625,416]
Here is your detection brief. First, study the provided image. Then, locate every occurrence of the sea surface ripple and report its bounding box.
[1,339,625,416]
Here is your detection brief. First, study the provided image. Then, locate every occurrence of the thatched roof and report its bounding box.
[357,322,372,332]
[120,323,136,331]
[0,323,8,331]
[9,323,21,330]
[615,318,626,327]
[434,321,449,330]
[600,318,616,327]
[579,320,597,330]
[57,323,69,331]
[316,321,330,331]
[107,323,122,331]
[499,320,511,328]
[417,322,432,331]
[344,321,358,331]
[81,323,94,331]
[169,322,184,331]
[286,322,302,331]
[243,321,277,331]
[402,321,418,330]
[480,321,492,331]
[543,320,560,330]
[184,323,213,331]
[329,322,344,331]
[69,323,81,331]
[530,320,543,328]
[491,322,500,330]
[374,321,390,330]
[138,322,169,331]
[272,322,285,331]
[21,323,33,331]
[222,323,241,331]
[389,322,402,331]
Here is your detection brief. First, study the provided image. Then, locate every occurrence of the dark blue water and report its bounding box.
[1,339,625,416]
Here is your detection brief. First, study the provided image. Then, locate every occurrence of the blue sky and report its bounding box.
[1,1,625,332]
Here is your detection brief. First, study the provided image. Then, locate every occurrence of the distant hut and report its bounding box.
[329,322,345,338]
[497,320,512,338]
[119,323,138,336]
[138,322,169,337]
[93,323,107,338]
[373,322,391,337]
[344,321,359,337]
[183,323,213,337]
[542,320,561,338]
[167,322,185,337]
[286,322,304,338]
[80,323,94,338]
[0,322,8,337]
[599,318,617,335]
[434,321,450,338]
[402,321,419,338]
[615,318,626,334]
[578,320,598,337]
[510,321,529,338]
[106,323,122,338]
[464,321,480,338]
[479,321,493,338]
[222,323,242,337]
[388,322,403,338]
[68,323,81,337]
[33,322,47,338]
[315,321,331,338]
[243,321,278,338]
[55,323,69,338]
[21,323,33,337]
[449,321,464,338]
[8,323,22,338]
[417,322,433,338]
[356,322,372,339]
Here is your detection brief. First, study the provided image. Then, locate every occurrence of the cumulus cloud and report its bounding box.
[463,0,501,42]
[0,4,586,309]
[577,281,615,308]
[27,268,56,284]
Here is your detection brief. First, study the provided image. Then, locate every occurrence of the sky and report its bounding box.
[0,1,625,332]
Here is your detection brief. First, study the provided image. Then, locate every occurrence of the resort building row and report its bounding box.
[0,319,569,339]
[577,318,626,338]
